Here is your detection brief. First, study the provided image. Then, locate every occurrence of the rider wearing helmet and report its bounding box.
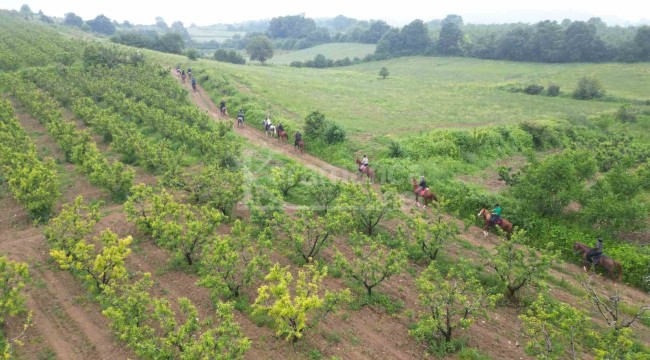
[586,237,603,264]
[237,109,244,120]
[277,122,284,132]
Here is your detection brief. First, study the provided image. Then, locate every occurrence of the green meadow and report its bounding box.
[196,56,650,140]
[186,26,246,42]
[268,43,376,65]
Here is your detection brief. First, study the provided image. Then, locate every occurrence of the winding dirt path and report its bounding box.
[182,72,650,316]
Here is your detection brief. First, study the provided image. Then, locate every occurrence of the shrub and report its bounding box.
[185,48,199,60]
[615,104,637,123]
[547,84,560,96]
[388,140,405,158]
[213,49,246,65]
[523,84,544,95]
[304,111,327,139]
[573,77,605,99]
[324,123,346,144]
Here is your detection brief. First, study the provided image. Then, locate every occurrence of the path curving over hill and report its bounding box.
[179,71,650,353]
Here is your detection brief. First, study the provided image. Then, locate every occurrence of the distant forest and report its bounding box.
[53,7,650,63]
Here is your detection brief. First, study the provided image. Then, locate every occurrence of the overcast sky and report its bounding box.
[2,0,649,26]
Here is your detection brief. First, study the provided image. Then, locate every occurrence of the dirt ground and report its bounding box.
[0,76,647,360]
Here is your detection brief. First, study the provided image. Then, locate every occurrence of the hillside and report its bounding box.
[1,10,649,360]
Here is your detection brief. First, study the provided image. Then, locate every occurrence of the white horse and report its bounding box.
[266,124,276,137]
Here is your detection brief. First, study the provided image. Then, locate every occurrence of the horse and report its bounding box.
[181,73,186,83]
[220,106,227,116]
[237,116,244,128]
[573,242,622,282]
[191,81,197,92]
[295,139,305,153]
[278,130,288,143]
[355,158,375,183]
[266,124,276,137]
[477,208,513,237]
[411,178,437,207]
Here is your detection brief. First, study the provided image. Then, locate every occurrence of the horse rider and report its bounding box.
[237,109,245,122]
[219,100,226,112]
[586,237,603,265]
[360,155,369,171]
[294,131,302,146]
[264,117,271,131]
[417,176,427,195]
[187,67,192,76]
[191,77,197,90]
[277,122,284,133]
[491,203,502,225]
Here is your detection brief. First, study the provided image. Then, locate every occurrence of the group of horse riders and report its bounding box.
[183,70,611,277]
[176,66,196,90]
[261,117,302,146]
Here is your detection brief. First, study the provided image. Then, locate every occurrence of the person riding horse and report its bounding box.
[264,117,271,131]
[277,123,284,133]
[191,77,197,91]
[219,100,226,114]
[586,238,604,265]
[237,109,245,122]
[359,155,369,171]
[417,176,427,196]
[294,131,302,147]
[490,203,502,226]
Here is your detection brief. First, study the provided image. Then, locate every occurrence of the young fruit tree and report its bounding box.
[252,263,351,342]
[481,229,557,300]
[519,293,591,360]
[331,181,401,235]
[399,200,460,262]
[197,220,271,300]
[410,260,501,350]
[273,207,343,263]
[334,232,407,296]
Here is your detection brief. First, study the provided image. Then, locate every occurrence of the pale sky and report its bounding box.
[2,0,649,26]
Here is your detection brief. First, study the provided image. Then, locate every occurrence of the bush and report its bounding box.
[324,123,346,144]
[213,49,246,65]
[523,84,544,95]
[185,48,199,60]
[615,104,637,123]
[388,140,405,158]
[573,77,605,100]
[289,61,303,67]
[546,84,560,96]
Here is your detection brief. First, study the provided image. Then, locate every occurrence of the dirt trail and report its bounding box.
[182,75,650,346]
[185,73,648,296]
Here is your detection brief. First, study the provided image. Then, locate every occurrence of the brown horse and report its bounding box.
[411,178,437,207]
[295,139,305,153]
[573,242,622,282]
[355,158,375,183]
[278,130,288,143]
[477,208,513,237]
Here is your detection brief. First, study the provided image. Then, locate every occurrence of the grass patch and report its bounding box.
[350,292,405,315]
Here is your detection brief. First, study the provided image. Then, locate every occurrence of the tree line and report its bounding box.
[373,15,650,63]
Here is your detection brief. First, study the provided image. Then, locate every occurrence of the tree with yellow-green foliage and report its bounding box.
[253,263,350,342]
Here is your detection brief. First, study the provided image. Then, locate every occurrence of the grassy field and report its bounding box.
[186,26,246,43]
[268,43,376,65]
[193,56,650,140]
